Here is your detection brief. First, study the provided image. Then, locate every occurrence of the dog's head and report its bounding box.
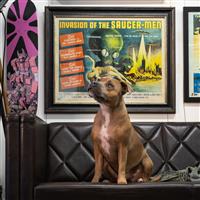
[88,76,132,107]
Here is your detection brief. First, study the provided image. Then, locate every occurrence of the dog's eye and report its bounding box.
[107,82,114,89]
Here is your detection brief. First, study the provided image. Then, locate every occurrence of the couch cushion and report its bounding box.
[34,182,194,200]
[193,183,200,200]
[134,123,200,173]
[47,122,200,182]
[47,123,94,182]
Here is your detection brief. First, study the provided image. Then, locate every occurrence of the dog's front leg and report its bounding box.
[92,142,103,183]
[118,143,128,184]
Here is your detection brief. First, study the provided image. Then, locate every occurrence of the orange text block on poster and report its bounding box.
[60,60,84,76]
[60,32,84,48]
[60,74,85,90]
[60,46,84,62]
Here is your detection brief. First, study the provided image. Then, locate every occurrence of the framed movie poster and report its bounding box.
[184,7,200,102]
[45,7,175,113]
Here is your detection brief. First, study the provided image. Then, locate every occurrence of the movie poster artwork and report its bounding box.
[54,17,167,105]
[188,13,200,98]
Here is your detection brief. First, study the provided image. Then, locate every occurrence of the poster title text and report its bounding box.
[59,20,162,29]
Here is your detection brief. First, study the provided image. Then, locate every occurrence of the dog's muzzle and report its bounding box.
[87,81,98,91]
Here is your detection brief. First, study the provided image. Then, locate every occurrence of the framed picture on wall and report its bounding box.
[184,7,200,102]
[45,7,175,113]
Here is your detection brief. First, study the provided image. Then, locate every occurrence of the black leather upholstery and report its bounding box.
[193,183,200,199]
[5,114,20,200]
[4,114,200,200]
[0,185,2,200]
[47,122,200,182]
[47,123,94,182]
[5,114,47,200]
[20,115,47,200]
[35,182,194,200]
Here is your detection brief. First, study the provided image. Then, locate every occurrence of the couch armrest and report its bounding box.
[20,114,47,200]
[5,113,20,200]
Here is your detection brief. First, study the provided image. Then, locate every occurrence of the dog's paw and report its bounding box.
[117,177,127,184]
[91,177,100,183]
[137,178,144,183]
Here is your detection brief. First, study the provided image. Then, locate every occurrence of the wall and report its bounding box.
[0,0,200,199]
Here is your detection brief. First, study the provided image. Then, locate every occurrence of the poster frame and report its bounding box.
[45,6,175,113]
[184,7,200,102]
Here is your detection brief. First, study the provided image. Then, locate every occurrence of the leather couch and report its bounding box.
[0,185,2,200]
[4,114,200,200]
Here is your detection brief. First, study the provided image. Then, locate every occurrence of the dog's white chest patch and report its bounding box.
[99,106,110,155]
[100,126,110,155]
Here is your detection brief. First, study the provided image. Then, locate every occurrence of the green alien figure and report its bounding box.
[89,28,123,67]
[87,28,133,88]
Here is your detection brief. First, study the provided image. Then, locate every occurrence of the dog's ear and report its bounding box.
[121,81,133,95]
[112,76,133,95]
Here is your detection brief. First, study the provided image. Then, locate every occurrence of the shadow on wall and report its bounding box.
[49,0,165,5]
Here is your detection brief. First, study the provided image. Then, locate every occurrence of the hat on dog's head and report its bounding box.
[87,65,133,93]
[100,69,133,94]
[112,76,133,94]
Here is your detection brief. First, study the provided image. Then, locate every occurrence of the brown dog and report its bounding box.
[88,76,153,184]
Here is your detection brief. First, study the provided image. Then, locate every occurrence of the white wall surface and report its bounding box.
[0,0,200,199]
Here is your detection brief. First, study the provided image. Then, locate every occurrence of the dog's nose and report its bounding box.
[91,81,98,87]
[87,81,98,91]
[89,81,98,88]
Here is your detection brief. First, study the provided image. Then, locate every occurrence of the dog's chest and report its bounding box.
[99,125,110,154]
[99,109,111,155]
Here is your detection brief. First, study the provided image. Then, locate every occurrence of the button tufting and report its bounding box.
[47,122,200,181]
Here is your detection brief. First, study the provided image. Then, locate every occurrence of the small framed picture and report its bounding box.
[184,7,200,102]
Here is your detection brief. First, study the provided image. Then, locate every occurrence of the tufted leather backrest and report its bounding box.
[47,122,200,182]
[48,123,94,182]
